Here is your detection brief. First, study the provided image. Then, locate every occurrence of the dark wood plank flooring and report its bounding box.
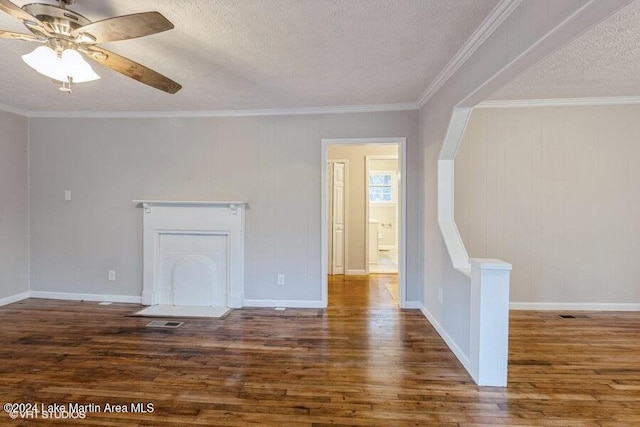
[0,274,639,425]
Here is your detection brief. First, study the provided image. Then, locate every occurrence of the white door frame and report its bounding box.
[321,137,407,308]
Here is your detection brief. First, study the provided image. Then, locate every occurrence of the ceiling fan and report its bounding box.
[0,0,181,94]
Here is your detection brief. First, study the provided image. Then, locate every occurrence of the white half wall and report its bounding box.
[456,105,640,308]
[28,111,421,305]
[0,110,29,303]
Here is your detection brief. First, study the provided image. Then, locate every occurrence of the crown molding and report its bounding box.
[476,96,640,109]
[416,0,523,108]
[0,102,30,117]
[12,102,419,119]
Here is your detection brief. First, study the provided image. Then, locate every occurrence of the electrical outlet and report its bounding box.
[64,190,71,201]
[438,287,443,304]
[277,274,285,286]
[108,270,116,281]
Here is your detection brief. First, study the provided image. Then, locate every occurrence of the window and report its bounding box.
[369,171,396,204]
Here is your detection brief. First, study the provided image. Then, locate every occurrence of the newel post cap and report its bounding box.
[470,258,512,271]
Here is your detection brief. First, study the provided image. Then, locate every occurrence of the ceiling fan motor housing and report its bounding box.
[22,3,90,36]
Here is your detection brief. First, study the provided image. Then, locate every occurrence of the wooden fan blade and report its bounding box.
[0,29,40,41]
[0,0,49,37]
[84,46,181,94]
[71,12,173,44]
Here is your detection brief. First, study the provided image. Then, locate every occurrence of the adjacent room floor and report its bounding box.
[0,276,639,425]
[369,249,399,274]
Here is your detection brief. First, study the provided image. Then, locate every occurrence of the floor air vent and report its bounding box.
[146,320,184,328]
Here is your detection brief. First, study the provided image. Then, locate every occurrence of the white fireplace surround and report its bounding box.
[134,200,246,308]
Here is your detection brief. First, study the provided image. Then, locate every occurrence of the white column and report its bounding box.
[469,258,512,386]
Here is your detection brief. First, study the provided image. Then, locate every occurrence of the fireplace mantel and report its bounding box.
[134,200,247,215]
[134,200,246,308]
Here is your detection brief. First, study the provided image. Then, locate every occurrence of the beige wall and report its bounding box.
[0,110,29,300]
[327,144,398,271]
[455,105,640,305]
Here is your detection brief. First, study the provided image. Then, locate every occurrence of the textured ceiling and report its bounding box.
[490,0,640,101]
[0,0,500,112]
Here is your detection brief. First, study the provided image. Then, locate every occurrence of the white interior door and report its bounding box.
[327,162,333,273]
[331,162,345,275]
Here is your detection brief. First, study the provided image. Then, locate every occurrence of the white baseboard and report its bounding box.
[403,301,422,309]
[0,292,30,307]
[510,302,640,311]
[345,269,367,275]
[243,299,325,309]
[29,291,142,304]
[418,304,473,378]
[379,245,397,251]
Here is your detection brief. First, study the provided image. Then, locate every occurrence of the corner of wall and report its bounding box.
[26,116,32,295]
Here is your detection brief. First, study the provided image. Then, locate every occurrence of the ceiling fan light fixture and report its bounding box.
[2,1,180,93]
[22,45,100,84]
[60,49,99,82]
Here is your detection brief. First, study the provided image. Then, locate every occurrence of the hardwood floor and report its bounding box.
[0,275,639,425]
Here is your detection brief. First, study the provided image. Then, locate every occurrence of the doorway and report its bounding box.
[321,138,407,308]
[366,155,399,274]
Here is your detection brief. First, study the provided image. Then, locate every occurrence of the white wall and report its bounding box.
[419,1,626,365]
[0,110,29,302]
[327,144,398,272]
[456,105,640,307]
[370,205,396,248]
[28,111,421,304]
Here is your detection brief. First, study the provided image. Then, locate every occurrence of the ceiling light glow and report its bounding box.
[22,46,100,84]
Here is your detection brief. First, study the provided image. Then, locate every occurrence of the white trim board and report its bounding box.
[477,96,640,109]
[403,301,422,310]
[510,302,640,311]
[29,291,142,304]
[0,292,30,307]
[417,0,523,107]
[4,103,419,119]
[0,102,30,117]
[345,270,367,276]
[0,291,142,306]
[243,299,324,309]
